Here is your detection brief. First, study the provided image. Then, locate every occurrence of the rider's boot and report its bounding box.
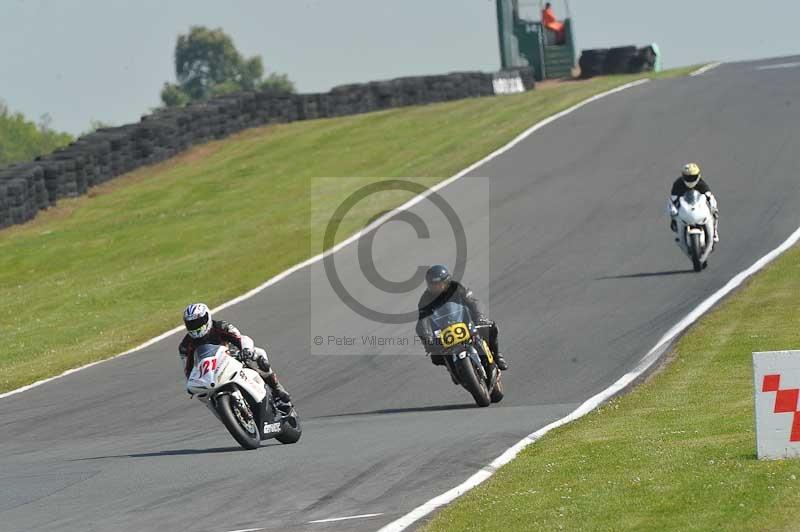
[495,352,509,371]
[253,354,292,405]
[266,373,292,405]
[486,328,508,371]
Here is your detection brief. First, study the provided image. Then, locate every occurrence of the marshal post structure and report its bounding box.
[496,0,577,80]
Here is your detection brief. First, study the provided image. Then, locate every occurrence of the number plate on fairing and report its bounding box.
[439,322,471,348]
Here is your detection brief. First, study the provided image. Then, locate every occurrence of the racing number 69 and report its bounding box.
[441,322,470,348]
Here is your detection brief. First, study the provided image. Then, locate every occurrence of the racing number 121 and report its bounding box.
[199,358,218,377]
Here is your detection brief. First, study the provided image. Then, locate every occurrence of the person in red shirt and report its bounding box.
[541,2,565,44]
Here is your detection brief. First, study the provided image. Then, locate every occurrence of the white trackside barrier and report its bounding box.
[753,351,800,459]
[492,74,525,95]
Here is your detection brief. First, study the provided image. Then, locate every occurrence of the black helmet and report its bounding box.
[425,264,452,293]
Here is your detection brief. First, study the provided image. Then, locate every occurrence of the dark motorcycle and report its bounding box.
[420,301,504,407]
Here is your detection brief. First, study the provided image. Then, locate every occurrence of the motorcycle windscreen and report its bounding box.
[187,344,227,391]
[682,190,703,205]
[680,190,710,226]
[425,301,473,335]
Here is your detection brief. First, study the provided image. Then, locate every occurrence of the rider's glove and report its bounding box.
[240,348,255,361]
[670,219,677,232]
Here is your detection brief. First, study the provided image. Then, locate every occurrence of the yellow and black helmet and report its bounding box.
[681,163,702,188]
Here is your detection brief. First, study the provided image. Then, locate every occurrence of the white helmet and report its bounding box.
[183,303,212,339]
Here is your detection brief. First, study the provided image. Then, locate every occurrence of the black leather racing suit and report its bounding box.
[670,177,711,199]
[415,281,500,366]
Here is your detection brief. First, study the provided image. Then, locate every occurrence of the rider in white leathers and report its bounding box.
[179,303,292,404]
[667,163,719,242]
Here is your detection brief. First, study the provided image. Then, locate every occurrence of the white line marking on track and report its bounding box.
[0,326,185,400]
[309,513,384,524]
[0,79,651,401]
[377,229,800,532]
[689,62,722,76]
[222,528,265,532]
[756,61,800,71]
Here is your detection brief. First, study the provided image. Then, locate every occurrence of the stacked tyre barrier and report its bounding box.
[579,45,658,79]
[0,68,535,230]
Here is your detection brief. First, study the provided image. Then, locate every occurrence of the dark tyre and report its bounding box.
[690,233,703,272]
[276,413,302,444]
[490,375,505,403]
[579,48,608,78]
[216,393,260,450]
[603,46,637,74]
[456,356,491,407]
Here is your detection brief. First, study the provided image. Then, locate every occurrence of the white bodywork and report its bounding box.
[670,190,715,265]
[187,345,267,407]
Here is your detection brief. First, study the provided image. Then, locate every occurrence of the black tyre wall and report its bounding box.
[579,45,658,78]
[0,67,536,230]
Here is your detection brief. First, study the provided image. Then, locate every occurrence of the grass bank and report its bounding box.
[0,66,697,393]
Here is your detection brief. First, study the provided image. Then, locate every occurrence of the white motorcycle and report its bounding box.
[187,344,301,450]
[670,190,716,272]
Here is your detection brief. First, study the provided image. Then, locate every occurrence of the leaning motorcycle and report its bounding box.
[186,344,301,450]
[420,301,504,407]
[671,190,715,272]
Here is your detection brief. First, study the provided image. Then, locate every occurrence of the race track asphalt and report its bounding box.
[2,56,800,532]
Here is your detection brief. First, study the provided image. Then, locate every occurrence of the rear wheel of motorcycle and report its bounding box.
[490,375,505,403]
[276,414,302,444]
[217,394,260,450]
[690,233,703,272]
[456,357,491,407]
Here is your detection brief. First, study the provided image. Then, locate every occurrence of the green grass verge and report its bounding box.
[424,231,800,528]
[0,66,698,393]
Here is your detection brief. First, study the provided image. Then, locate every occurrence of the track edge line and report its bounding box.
[376,224,800,532]
[689,61,722,77]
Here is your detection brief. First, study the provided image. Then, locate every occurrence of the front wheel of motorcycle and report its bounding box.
[689,233,703,272]
[217,393,260,450]
[456,356,491,407]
